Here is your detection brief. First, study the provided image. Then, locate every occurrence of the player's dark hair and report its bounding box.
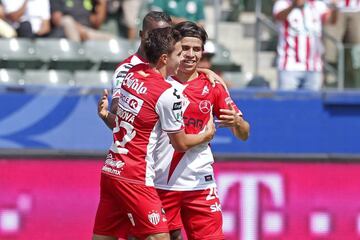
[144,27,182,64]
[174,21,208,49]
[142,11,172,31]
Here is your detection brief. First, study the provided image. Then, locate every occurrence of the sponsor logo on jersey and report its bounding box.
[173,102,182,110]
[105,153,125,168]
[183,116,204,129]
[173,88,181,99]
[101,165,121,175]
[201,85,209,95]
[210,202,222,212]
[174,111,183,122]
[117,108,135,124]
[118,89,144,115]
[127,213,136,226]
[148,211,160,225]
[199,100,212,114]
[205,175,213,182]
[161,208,167,222]
[122,72,147,94]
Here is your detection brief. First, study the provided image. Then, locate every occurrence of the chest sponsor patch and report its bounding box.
[118,88,144,115]
[122,72,147,94]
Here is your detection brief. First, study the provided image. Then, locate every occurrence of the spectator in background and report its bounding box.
[198,40,234,88]
[50,0,113,41]
[198,40,216,70]
[2,0,51,38]
[0,1,17,38]
[273,0,337,91]
[121,0,143,40]
[150,0,205,25]
[324,0,360,88]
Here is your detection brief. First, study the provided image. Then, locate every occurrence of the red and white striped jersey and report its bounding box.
[336,0,360,12]
[154,73,242,191]
[102,64,185,186]
[274,0,329,72]
[111,53,147,99]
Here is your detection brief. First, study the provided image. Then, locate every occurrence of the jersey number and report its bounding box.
[206,187,219,201]
[113,120,136,154]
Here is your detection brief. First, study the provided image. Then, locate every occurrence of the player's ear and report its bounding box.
[159,54,168,65]
[139,30,143,39]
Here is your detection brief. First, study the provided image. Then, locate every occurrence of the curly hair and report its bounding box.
[142,11,172,31]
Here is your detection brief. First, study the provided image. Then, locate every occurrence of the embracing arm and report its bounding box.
[167,116,215,152]
[197,68,229,91]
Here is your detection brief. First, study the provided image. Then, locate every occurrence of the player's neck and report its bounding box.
[176,70,198,83]
[152,63,167,79]
[137,47,147,61]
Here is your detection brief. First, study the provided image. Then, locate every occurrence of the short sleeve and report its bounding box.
[112,63,134,99]
[316,2,329,16]
[155,86,185,133]
[2,0,26,13]
[111,57,144,99]
[42,0,51,19]
[273,0,291,16]
[212,83,242,119]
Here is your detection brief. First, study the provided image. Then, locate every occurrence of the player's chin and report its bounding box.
[181,66,196,75]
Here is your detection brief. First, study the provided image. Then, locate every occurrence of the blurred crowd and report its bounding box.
[272,0,360,90]
[0,0,206,41]
[0,0,359,90]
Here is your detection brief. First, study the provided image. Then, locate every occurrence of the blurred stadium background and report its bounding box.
[0,0,360,239]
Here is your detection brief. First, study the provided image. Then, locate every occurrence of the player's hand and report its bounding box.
[197,68,228,91]
[98,89,109,119]
[216,102,243,128]
[204,113,216,142]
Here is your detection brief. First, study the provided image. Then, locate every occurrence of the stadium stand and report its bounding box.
[0,38,42,70]
[222,71,247,88]
[35,38,91,70]
[83,38,135,70]
[0,68,22,86]
[74,70,112,88]
[22,69,74,86]
[211,40,242,72]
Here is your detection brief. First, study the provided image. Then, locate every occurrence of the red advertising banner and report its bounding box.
[1,159,360,240]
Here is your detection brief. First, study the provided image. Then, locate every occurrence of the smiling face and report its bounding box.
[178,37,203,74]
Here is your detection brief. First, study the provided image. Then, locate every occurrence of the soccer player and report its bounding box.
[107,11,173,129]
[153,21,250,240]
[93,27,215,240]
